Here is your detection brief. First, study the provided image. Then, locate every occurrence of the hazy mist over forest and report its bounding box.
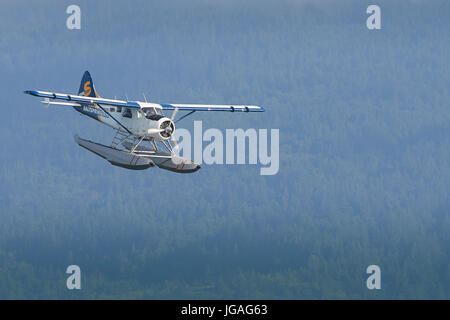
[0,0,449,298]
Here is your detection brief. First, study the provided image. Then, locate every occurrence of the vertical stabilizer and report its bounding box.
[78,71,99,97]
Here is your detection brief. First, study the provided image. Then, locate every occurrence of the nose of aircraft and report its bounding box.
[157,118,175,139]
[164,125,173,134]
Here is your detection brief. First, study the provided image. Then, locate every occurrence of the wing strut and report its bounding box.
[175,110,196,123]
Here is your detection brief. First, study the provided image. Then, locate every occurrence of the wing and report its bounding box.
[160,103,264,112]
[24,90,141,109]
[25,90,265,112]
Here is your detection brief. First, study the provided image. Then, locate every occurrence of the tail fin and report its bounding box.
[78,71,99,97]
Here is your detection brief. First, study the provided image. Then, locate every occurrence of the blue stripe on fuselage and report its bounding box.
[74,103,109,121]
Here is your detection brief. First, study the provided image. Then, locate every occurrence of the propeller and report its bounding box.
[148,112,178,153]
[147,128,164,134]
[169,108,179,154]
[171,107,179,121]
[148,119,175,138]
[171,134,179,154]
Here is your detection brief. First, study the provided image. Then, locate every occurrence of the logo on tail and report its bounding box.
[78,71,98,97]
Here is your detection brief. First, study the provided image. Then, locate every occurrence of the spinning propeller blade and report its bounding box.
[147,128,164,134]
[171,108,179,121]
[171,135,179,152]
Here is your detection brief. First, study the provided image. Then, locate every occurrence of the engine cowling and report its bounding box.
[147,117,175,140]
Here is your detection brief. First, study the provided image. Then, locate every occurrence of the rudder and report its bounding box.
[78,71,98,97]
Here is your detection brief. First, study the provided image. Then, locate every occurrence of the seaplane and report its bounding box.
[24,71,264,173]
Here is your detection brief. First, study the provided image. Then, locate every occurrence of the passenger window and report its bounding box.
[123,108,132,118]
[117,106,122,112]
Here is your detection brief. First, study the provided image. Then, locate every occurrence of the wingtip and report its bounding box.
[24,90,38,96]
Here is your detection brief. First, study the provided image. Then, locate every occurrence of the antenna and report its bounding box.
[143,93,147,102]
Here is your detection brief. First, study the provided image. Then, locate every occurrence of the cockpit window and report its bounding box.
[147,114,164,121]
[142,107,163,120]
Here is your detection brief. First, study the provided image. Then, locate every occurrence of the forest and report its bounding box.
[0,0,449,299]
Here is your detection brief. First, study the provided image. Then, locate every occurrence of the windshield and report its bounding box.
[142,107,164,120]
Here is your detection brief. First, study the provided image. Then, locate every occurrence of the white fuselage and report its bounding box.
[89,102,175,140]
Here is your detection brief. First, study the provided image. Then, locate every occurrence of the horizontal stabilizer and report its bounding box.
[40,99,81,107]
